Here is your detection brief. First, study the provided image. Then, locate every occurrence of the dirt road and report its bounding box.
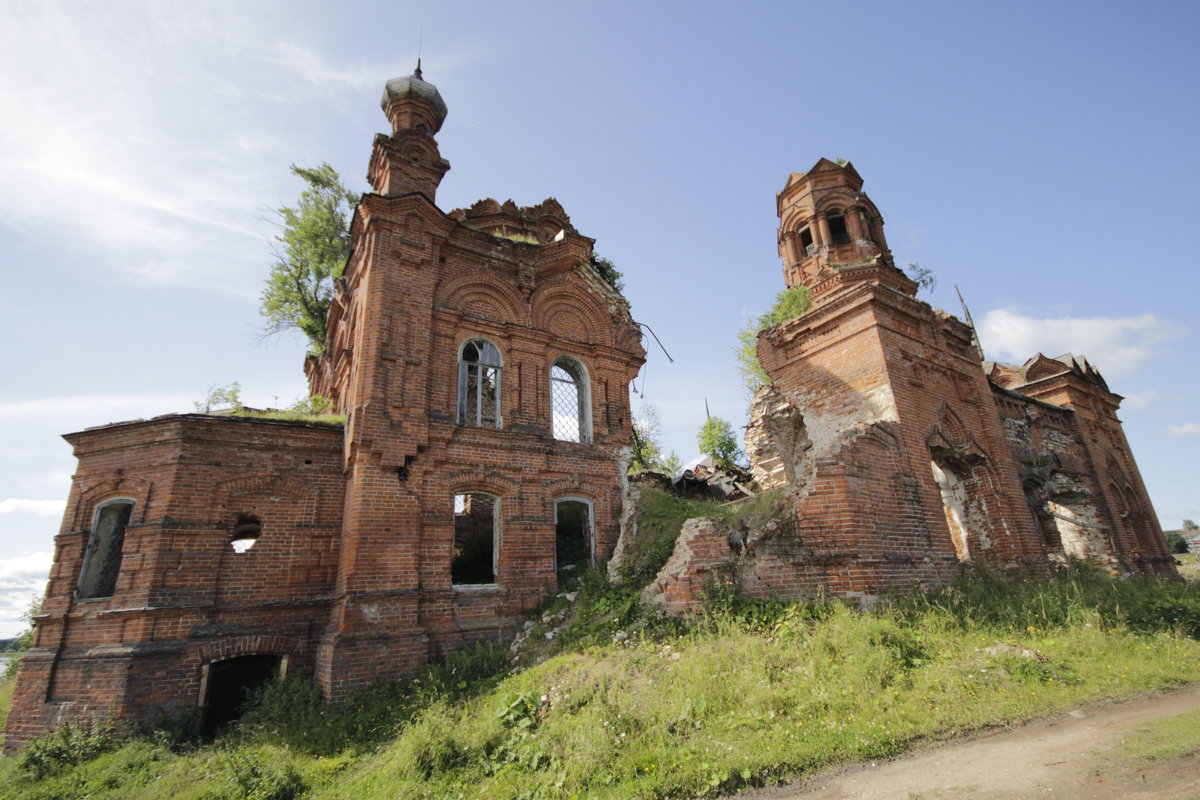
[733,687,1200,800]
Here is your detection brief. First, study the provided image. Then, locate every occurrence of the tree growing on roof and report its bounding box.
[697,415,743,472]
[734,286,811,398]
[260,163,359,353]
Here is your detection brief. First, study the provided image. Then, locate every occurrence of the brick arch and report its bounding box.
[73,476,153,529]
[214,474,318,526]
[812,190,860,218]
[530,286,610,346]
[926,402,987,465]
[194,634,301,666]
[215,474,312,502]
[444,470,519,499]
[540,478,598,502]
[436,274,529,325]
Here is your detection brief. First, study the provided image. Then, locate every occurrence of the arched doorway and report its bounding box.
[199,654,283,737]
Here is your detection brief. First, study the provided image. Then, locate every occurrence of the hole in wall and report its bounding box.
[230,514,261,553]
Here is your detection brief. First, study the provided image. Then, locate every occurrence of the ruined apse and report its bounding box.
[4,67,646,749]
[644,159,1175,615]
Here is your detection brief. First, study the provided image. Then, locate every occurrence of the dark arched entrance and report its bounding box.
[200,654,282,737]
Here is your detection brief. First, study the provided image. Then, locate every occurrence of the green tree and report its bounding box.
[1166,530,1190,554]
[260,163,359,352]
[630,403,680,474]
[697,416,743,471]
[194,381,243,413]
[734,286,811,397]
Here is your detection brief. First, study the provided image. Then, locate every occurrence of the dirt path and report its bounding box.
[733,688,1200,800]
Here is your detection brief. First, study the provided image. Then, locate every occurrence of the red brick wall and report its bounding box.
[5,417,344,749]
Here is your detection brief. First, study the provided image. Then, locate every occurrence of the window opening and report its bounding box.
[457,339,502,427]
[77,499,133,599]
[230,514,261,554]
[200,654,281,738]
[453,492,497,584]
[827,211,849,244]
[798,226,814,255]
[555,499,592,587]
[930,461,971,562]
[550,357,589,442]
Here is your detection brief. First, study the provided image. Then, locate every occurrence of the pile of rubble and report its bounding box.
[629,456,757,502]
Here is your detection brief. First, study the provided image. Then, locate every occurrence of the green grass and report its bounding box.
[1176,552,1200,581]
[4,501,1200,800]
[1118,708,1200,763]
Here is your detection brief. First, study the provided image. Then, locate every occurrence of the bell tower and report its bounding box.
[776,158,915,304]
[367,61,450,201]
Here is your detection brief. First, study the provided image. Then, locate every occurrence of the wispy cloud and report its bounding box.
[1121,390,1163,411]
[0,3,397,294]
[0,499,66,517]
[1167,422,1200,438]
[979,308,1182,379]
[0,394,192,418]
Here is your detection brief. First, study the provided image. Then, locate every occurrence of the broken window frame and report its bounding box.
[76,497,134,600]
[457,338,503,428]
[451,491,500,587]
[550,356,590,443]
[798,225,815,256]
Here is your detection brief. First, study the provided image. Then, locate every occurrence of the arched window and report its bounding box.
[78,498,134,599]
[458,338,502,427]
[550,356,589,443]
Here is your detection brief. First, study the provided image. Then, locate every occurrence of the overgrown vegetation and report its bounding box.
[696,416,742,471]
[193,383,345,425]
[734,286,811,397]
[3,490,1199,799]
[629,404,681,475]
[260,163,359,353]
[588,255,624,293]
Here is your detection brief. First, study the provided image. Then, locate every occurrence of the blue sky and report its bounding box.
[1,0,1197,635]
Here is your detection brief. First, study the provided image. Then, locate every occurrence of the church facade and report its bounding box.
[4,69,645,748]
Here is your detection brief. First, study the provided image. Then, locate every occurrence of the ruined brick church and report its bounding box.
[5,71,1174,747]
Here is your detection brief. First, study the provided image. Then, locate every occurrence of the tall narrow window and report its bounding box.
[453,492,497,585]
[458,338,502,427]
[827,211,849,244]
[555,498,593,587]
[550,356,589,442]
[78,499,133,599]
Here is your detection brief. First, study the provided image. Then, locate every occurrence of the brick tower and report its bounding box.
[4,67,646,748]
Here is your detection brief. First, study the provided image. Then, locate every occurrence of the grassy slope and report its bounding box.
[3,488,1200,800]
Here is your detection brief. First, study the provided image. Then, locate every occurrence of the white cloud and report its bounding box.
[0,499,66,517]
[0,552,52,638]
[1121,390,1163,411]
[1167,422,1200,438]
[0,3,396,293]
[979,308,1182,379]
